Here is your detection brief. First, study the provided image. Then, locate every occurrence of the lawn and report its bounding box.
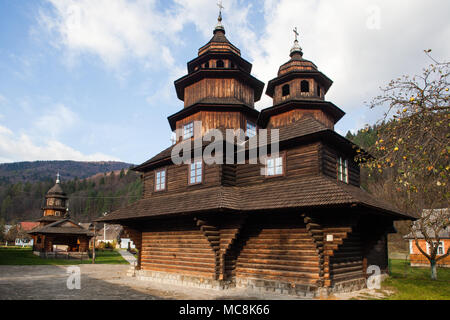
[381,259,450,300]
[0,247,129,265]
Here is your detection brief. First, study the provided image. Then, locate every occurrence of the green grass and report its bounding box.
[381,259,450,300]
[0,247,129,265]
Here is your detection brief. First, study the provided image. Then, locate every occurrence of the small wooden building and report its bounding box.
[29,174,93,254]
[98,16,414,295]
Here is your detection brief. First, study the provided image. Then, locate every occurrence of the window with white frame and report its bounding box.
[427,241,445,255]
[189,161,202,185]
[266,156,283,176]
[246,121,256,138]
[338,157,349,183]
[155,169,166,191]
[183,122,194,140]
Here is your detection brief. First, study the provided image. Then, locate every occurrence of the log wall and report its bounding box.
[175,111,254,142]
[267,109,333,130]
[140,219,217,279]
[233,216,321,287]
[184,78,254,107]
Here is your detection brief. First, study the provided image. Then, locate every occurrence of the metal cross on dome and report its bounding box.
[217,0,224,13]
[293,27,299,42]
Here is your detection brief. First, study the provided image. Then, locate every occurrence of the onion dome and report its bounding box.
[46,172,67,198]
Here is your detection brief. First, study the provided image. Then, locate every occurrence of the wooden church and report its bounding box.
[29,174,93,255]
[98,12,414,295]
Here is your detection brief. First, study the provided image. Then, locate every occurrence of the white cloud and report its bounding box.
[39,0,174,69]
[251,0,450,115]
[34,104,78,138]
[0,124,120,163]
[38,0,256,70]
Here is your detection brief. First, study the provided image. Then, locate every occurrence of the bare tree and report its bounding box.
[411,209,450,280]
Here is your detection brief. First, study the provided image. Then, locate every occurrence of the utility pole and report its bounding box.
[92,223,96,264]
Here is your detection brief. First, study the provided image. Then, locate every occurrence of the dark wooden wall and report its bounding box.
[321,143,360,187]
[232,216,321,286]
[142,163,221,198]
[139,218,217,279]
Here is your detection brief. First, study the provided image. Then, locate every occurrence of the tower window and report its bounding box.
[282,84,290,97]
[216,60,224,68]
[338,157,349,183]
[189,161,203,185]
[246,121,256,138]
[230,61,235,68]
[301,80,310,93]
[183,122,194,140]
[204,61,209,69]
[317,84,321,97]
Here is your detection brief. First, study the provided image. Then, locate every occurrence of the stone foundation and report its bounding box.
[133,270,382,297]
[236,277,318,298]
[135,270,233,290]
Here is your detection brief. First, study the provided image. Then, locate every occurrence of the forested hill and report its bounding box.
[0,161,142,224]
[0,161,134,184]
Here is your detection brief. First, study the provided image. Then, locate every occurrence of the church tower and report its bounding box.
[42,173,68,219]
[261,29,345,130]
[169,8,264,141]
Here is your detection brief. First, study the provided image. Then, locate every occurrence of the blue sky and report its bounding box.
[0,0,449,165]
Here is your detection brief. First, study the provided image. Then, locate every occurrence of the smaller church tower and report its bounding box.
[41,173,68,220]
[262,28,344,130]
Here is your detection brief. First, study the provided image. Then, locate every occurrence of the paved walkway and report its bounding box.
[0,265,384,300]
[117,249,137,265]
[0,265,310,300]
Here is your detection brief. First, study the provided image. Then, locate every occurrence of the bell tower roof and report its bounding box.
[262,28,344,130]
[197,4,241,57]
[46,172,68,198]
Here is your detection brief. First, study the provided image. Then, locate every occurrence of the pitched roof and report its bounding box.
[28,219,94,236]
[19,222,40,231]
[97,176,413,223]
[46,182,67,197]
[35,216,64,223]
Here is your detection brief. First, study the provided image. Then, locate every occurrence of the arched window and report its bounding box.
[282,84,290,97]
[301,80,310,93]
[317,84,321,97]
[230,61,235,68]
[204,61,209,69]
[216,60,224,68]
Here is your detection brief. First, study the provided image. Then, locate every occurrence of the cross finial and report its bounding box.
[56,172,60,184]
[293,27,299,42]
[290,27,303,57]
[217,0,224,21]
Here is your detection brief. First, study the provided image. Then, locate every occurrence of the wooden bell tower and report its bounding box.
[170,9,264,141]
[262,28,345,130]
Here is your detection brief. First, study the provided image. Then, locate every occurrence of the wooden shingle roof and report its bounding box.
[97,176,413,223]
[29,219,94,237]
